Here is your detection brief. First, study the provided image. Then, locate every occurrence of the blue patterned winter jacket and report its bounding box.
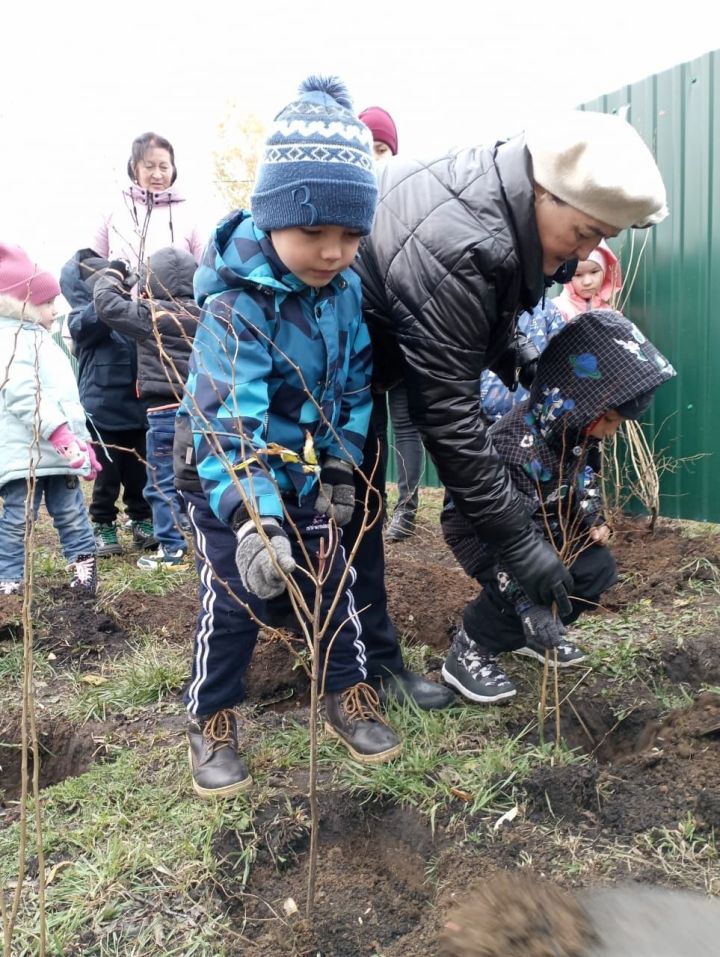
[174,210,372,525]
[480,301,565,421]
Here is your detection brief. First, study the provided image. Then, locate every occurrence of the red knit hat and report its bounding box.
[359,106,398,155]
[0,242,61,306]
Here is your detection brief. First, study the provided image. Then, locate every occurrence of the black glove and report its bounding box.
[77,251,112,293]
[498,525,573,618]
[314,456,355,526]
[234,517,296,599]
[517,602,568,649]
[106,260,139,291]
[514,332,541,390]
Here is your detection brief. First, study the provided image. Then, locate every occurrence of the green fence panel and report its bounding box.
[582,50,720,522]
[388,51,720,521]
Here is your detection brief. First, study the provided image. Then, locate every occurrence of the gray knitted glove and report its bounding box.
[234,517,296,599]
[517,602,568,649]
[314,456,355,526]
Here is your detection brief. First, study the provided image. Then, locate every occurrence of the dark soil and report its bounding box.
[217,792,436,956]
[35,587,130,667]
[523,678,720,839]
[104,588,200,645]
[0,715,112,802]
[2,514,720,955]
[386,514,720,653]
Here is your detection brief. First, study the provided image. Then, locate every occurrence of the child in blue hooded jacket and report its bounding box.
[174,76,401,799]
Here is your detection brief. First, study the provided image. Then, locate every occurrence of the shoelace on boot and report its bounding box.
[459,647,506,686]
[202,709,238,752]
[97,524,118,543]
[70,555,96,589]
[338,683,388,725]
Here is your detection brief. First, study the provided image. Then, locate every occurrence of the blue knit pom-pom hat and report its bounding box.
[251,75,378,235]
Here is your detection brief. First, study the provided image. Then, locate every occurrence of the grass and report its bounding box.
[65,637,189,721]
[97,559,195,602]
[250,700,561,819]
[0,644,54,687]
[4,504,720,955]
[334,701,583,821]
[0,693,586,956]
[573,592,720,683]
[635,814,720,893]
[0,746,255,956]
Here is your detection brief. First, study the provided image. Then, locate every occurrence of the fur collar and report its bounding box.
[0,294,44,324]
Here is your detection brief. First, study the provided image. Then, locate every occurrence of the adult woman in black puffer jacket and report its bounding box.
[347,109,668,709]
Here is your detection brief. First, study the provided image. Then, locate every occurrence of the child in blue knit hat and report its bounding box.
[174,76,401,799]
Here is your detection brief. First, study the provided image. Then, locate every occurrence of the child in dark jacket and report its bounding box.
[441,310,675,704]
[93,247,199,568]
[61,249,155,556]
[173,76,401,800]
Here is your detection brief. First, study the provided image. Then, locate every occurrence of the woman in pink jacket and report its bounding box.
[552,240,623,320]
[91,132,205,269]
[63,132,205,559]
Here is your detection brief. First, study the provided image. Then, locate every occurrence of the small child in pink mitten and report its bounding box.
[0,242,100,595]
[49,423,103,477]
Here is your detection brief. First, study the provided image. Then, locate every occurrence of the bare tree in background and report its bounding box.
[212,107,266,212]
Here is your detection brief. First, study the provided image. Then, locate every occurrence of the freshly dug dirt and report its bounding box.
[440,871,598,957]
[2,514,720,956]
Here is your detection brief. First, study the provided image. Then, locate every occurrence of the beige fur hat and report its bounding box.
[526,111,668,230]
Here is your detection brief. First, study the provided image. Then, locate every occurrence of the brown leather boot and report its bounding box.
[324,683,402,764]
[187,708,252,799]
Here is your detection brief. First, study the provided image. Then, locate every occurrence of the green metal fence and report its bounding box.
[390,49,720,522]
[581,49,720,522]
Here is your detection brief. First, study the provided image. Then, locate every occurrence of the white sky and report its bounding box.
[3,1,720,283]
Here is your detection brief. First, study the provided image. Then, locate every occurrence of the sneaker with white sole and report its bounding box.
[441,628,517,703]
[386,509,417,542]
[137,546,189,570]
[0,580,22,596]
[130,518,158,550]
[93,522,122,557]
[69,554,98,594]
[513,637,586,668]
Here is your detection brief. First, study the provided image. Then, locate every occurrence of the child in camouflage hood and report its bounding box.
[441,310,675,704]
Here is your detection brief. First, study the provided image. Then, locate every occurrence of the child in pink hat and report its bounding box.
[552,240,623,320]
[359,106,398,162]
[0,243,101,595]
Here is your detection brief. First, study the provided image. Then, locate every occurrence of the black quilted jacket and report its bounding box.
[354,135,550,540]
